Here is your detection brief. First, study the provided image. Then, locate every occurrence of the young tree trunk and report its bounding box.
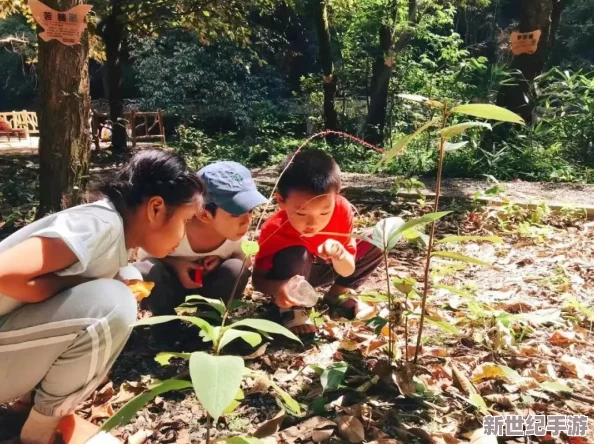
[496,0,565,123]
[98,0,127,151]
[37,0,90,216]
[365,0,417,145]
[365,25,393,145]
[313,0,338,133]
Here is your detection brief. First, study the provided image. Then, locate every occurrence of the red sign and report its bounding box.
[511,30,541,55]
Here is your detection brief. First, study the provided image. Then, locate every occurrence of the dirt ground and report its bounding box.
[1,151,594,444]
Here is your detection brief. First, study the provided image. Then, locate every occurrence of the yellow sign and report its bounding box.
[29,0,92,46]
[510,30,541,55]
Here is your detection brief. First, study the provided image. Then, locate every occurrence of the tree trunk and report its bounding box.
[37,0,90,216]
[365,25,393,145]
[365,0,416,145]
[496,0,565,123]
[99,0,127,151]
[313,0,338,133]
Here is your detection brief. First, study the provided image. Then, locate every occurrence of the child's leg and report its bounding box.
[133,258,187,316]
[198,258,251,303]
[270,247,319,335]
[0,279,136,443]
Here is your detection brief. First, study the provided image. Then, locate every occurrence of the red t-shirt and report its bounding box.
[255,195,358,271]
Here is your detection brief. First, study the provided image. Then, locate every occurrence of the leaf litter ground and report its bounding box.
[1,164,594,443]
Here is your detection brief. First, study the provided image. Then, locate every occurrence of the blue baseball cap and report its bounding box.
[198,161,268,215]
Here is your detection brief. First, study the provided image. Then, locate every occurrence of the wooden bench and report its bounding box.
[0,117,27,141]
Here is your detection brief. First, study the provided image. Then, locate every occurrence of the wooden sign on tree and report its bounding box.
[29,0,92,45]
[510,30,542,55]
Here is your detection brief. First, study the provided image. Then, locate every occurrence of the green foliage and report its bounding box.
[100,379,193,432]
[189,352,245,422]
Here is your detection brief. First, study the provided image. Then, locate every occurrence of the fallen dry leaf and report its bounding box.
[93,382,114,406]
[277,417,336,443]
[337,415,365,443]
[312,428,334,443]
[254,410,286,438]
[464,427,498,444]
[393,365,415,397]
[560,355,594,379]
[90,402,113,422]
[244,343,268,360]
[356,302,379,320]
[471,363,507,383]
[483,393,519,408]
[432,433,460,444]
[127,430,152,444]
[549,330,579,346]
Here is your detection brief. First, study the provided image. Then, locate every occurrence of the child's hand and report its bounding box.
[275,282,302,309]
[318,239,348,261]
[202,255,223,273]
[170,258,203,289]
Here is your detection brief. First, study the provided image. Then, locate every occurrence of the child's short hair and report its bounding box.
[204,202,218,215]
[277,150,341,199]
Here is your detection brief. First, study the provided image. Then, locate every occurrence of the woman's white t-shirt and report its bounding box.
[138,236,243,262]
[0,199,128,316]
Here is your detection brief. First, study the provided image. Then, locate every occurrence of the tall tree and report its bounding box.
[0,0,91,215]
[37,0,91,215]
[313,0,338,132]
[91,0,274,152]
[365,0,417,145]
[496,0,565,123]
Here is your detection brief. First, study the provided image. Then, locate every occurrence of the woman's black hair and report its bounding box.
[97,150,205,212]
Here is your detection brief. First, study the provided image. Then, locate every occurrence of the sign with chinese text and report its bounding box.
[511,30,541,55]
[29,0,92,46]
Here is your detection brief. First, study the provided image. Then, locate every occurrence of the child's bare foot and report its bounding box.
[280,308,317,336]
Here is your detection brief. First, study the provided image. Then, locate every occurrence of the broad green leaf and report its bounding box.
[444,141,469,152]
[565,295,594,321]
[225,438,268,444]
[436,235,503,244]
[392,277,417,295]
[433,284,476,300]
[185,295,226,315]
[268,379,301,416]
[540,381,572,393]
[320,362,349,393]
[451,104,525,124]
[223,389,245,414]
[241,240,260,257]
[100,379,192,431]
[189,352,245,422]
[371,217,405,250]
[432,251,492,267]
[387,211,450,248]
[357,291,389,303]
[155,352,191,366]
[229,319,301,343]
[425,316,460,335]
[398,94,444,107]
[469,393,489,414]
[244,370,301,416]
[367,316,388,335]
[135,315,216,342]
[379,119,438,167]
[439,122,491,140]
[218,328,262,352]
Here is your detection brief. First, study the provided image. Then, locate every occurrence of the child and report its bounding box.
[253,150,382,335]
[0,150,204,444]
[134,161,267,317]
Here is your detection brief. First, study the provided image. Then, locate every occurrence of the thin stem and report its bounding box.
[405,290,409,361]
[383,249,393,361]
[414,105,448,364]
[206,415,211,444]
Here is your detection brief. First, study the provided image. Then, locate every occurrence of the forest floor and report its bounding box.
[1,149,594,444]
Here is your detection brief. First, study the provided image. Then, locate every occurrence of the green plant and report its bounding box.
[379,96,524,362]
